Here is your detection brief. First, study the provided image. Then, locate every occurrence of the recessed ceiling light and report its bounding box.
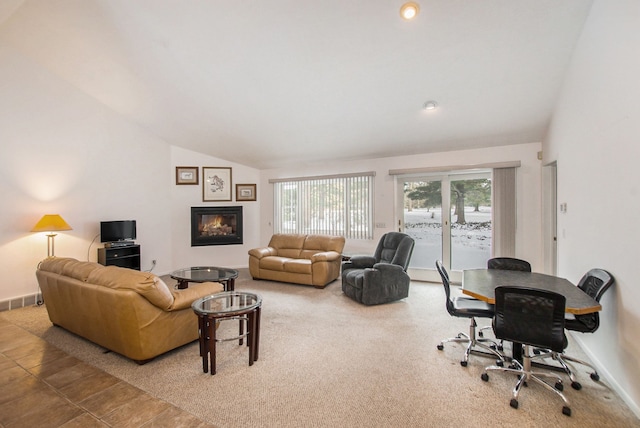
[423,101,438,110]
[400,2,420,20]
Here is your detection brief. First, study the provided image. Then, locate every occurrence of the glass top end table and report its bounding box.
[192,291,263,375]
[170,266,239,290]
[192,291,262,316]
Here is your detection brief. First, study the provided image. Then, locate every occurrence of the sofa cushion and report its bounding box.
[61,259,104,281]
[268,234,306,258]
[301,234,345,259]
[38,257,76,275]
[260,256,288,271]
[86,266,174,310]
[283,258,312,274]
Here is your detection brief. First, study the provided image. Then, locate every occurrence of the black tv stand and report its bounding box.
[98,244,141,270]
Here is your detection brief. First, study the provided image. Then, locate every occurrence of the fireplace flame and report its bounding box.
[201,215,234,236]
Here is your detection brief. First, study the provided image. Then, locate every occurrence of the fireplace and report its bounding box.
[191,206,243,246]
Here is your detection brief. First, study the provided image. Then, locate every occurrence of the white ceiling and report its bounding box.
[0,0,593,169]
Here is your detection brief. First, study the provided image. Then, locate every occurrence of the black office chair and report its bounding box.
[479,257,532,340]
[435,260,503,367]
[533,268,614,390]
[487,257,532,272]
[341,232,414,305]
[481,286,571,416]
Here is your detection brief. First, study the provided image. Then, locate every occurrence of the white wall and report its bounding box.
[0,45,173,301]
[0,46,262,303]
[169,146,261,272]
[543,0,640,415]
[259,142,543,268]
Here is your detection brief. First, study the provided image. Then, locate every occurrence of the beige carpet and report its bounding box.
[3,272,639,428]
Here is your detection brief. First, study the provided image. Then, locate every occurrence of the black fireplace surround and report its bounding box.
[191,206,243,246]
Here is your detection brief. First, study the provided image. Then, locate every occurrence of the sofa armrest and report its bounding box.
[310,251,341,263]
[168,281,224,311]
[248,247,278,259]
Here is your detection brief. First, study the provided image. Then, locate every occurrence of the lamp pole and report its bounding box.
[46,233,57,257]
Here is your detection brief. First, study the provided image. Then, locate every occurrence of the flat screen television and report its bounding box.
[100,220,137,243]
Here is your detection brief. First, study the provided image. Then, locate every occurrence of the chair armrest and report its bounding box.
[168,281,224,311]
[310,251,341,262]
[372,262,405,273]
[248,247,278,259]
[345,255,376,269]
[363,263,407,284]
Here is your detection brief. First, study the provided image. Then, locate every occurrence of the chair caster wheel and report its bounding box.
[562,406,572,416]
[479,331,484,337]
[496,359,504,367]
[460,360,468,367]
[437,344,444,351]
[510,399,519,409]
[481,373,489,382]
[591,373,600,382]
[497,345,504,351]
[571,381,582,390]
[555,381,563,391]
[533,348,541,355]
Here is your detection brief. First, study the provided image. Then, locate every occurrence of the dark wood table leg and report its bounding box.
[248,310,255,366]
[227,277,235,291]
[176,279,189,289]
[209,317,217,375]
[245,314,250,348]
[198,316,208,373]
[254,305,261,361]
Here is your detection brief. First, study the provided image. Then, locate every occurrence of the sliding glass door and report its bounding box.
[449,175,492,270]
[400,171,492,281]
[403,178,445,270]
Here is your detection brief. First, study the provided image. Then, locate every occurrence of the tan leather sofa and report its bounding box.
[36,257,223,364]
[248,234,345,288]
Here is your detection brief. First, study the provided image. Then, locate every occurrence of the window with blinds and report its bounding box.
[272,172,374,239]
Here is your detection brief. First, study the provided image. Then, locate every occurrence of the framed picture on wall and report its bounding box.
[236,184,257,201]
[202,167,232,201]
[175,166,199,185]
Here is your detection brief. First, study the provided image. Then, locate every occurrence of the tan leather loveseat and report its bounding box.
[248,234,345,288]
[36,257,223,363]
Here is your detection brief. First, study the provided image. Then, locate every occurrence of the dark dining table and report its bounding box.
[461,268,601,364]
[462,269,601,315]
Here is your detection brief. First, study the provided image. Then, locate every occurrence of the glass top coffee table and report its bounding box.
[170,266,239,291]
[192,291,262,375]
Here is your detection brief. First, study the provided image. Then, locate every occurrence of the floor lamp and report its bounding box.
[31,214,72,305]
[31,214,73,257]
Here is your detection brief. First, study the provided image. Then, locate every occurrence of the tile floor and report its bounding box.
[0,316,215,428]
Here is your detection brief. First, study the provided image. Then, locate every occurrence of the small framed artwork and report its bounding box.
[202,167,232,201]
[175,166,199,185]
[236,183,257,201]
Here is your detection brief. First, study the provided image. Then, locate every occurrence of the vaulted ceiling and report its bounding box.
[0,0,593,169]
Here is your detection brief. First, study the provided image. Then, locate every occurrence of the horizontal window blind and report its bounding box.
[273,173,374,239]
